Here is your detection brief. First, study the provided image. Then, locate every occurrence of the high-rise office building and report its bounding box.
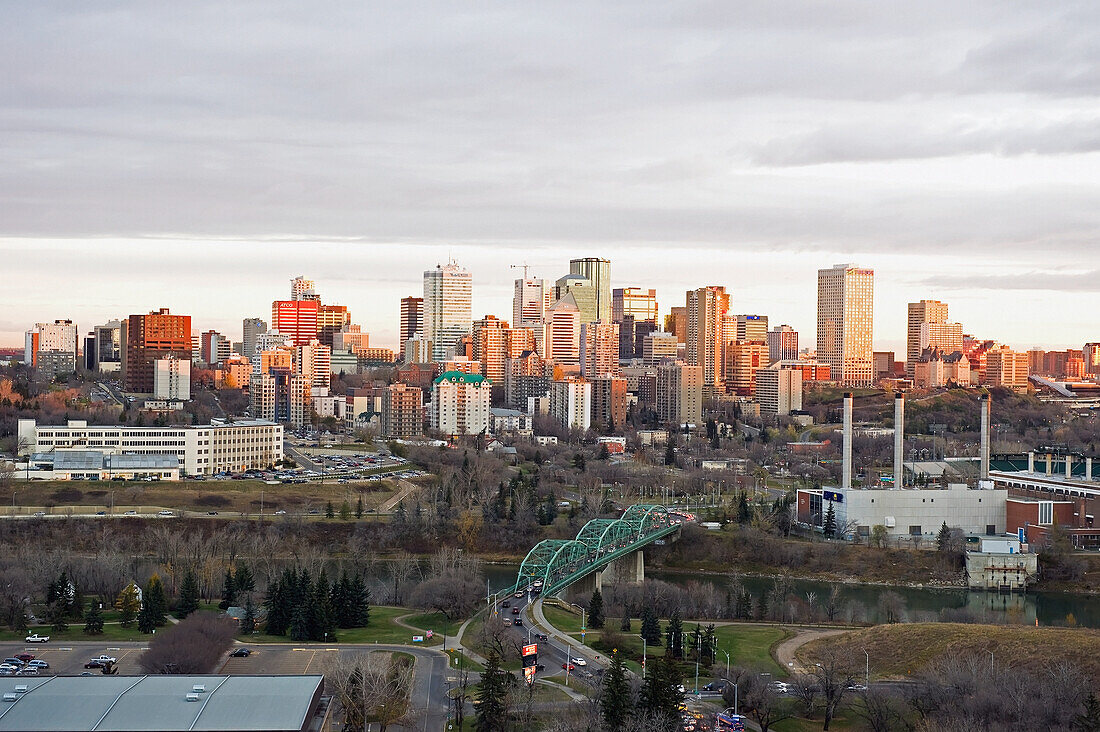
[768,325,798,363]
[666,307,688,344]
[423,262,473,361]
[686,286,730,387]
[817,264,874,387]
[733,314,769,342]
[757,363,803,417]
[546,295,581,365]
[569,257,612,322]
[93,320,123,372]
[555,275,599,326]
[242,318,267,359]
[317,304,351,347]
[271,299,320,347]
[580,321,620,378]
[24,320,79,368]
[153,356,191,401]
[643,331,679,366]
[590,375,627,429]
[124,309,192,394]
[290,276,318,301]
[200,330,231,366]
[656,362,702,427]
[984,346,1029,392]
[550,376,592,431]
[725,340,769,396]
[399,296,424,359]
[512,278,551,354]
[907,300,960,378]
[1085,343,1100,376]
[612,287,658,323]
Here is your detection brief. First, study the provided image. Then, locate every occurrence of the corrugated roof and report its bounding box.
[0,675,322,731]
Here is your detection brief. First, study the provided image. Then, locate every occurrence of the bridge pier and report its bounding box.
[606,548,644,584]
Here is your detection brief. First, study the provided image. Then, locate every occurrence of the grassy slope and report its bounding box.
[244,606,443,646]
[800,622,1100,681]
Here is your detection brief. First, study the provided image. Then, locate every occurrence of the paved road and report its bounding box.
[773,627,854,674]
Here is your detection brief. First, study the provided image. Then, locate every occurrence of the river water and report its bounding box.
[482,564,1100,628]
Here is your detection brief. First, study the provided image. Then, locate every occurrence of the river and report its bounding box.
[481,564,1100,628]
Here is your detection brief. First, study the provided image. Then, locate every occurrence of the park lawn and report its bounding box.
[542,603,587,634]
[772,711,857,732]
[712,624,790,677]
[445,649,484,672]
[403,611,463,638]
[243,606,442,646]
[0,622,161,643]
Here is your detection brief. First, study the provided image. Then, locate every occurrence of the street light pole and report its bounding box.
[863,648,869,689]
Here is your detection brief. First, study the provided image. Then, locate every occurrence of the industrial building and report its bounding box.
[26,451,180,481]
[0,675,325,731]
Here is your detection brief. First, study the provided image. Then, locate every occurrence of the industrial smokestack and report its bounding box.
[979,393,991,481]
[842,392,853,490]
[894,392,905,489]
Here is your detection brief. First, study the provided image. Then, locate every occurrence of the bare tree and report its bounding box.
[808,647,856,731]
[789,674,820,719]
[853,688,909,732]
[740,672,790,732]
[325,651,415,732]
[138,612,236,674]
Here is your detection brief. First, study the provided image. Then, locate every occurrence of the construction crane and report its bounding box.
[510,262,532,279]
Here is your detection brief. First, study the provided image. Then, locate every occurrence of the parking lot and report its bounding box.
[0,641,149,676]
[0,641,406,678]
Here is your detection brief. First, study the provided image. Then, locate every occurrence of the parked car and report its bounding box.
[229,648,251,657]
[157,510,174,516]
[16,667,39,675]
[2,659,23,667]
[84,660,106,669]
[26,660,48,669]
[24,634,49,643]
[90,655,116,665]
[14,654,34,663]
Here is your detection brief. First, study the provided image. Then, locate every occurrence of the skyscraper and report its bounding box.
[512,278,551,353]
[569,257,611,322]
[612,287,658,323]
[580,321,620,378]
[906,300,961,378]
[768,325,798,363]
[817,264,874,387]
[686,286,730,388]
[554,275,599,325]
[545,295,581,365]
[733,314,769,342]
[399,296,423,359]
[242,318,267,359]
[24,320,79,368]
[423,262,473,362]
[290,276,318,301]
[124,308,192,393]
[271,299,320,347]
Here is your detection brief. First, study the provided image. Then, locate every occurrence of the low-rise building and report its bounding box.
[491,408,533,434]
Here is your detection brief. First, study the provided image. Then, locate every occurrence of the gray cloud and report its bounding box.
[919,270,1100,293]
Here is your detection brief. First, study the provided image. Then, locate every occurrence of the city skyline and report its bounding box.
[3,2,1099,351]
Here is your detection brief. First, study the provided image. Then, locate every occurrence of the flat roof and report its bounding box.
[0,675,322,731]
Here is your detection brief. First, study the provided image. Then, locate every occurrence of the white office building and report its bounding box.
[424,262,473,361]
[153,357,191,401]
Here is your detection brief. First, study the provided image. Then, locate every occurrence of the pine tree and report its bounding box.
[936,521,952,552]
[823,502,837,538]
[240,594,256,635]
[176,570,200,618]
[700,624,716,667]
[664,440,676,466]
[600,651,632,730]
[234,564,256,594]
[315,569,336,642]
[474,652,510,732]
[83,602,104,635]
[1075,692,1100,732]
[219,569,238,610]
[46,599,68,632]
[665,609,684,659]
[115,582,141,628]
[588,588,605,630]
[639,607,662,645]
[339,500,351,520]
[350,574,371,627]
[620,613,632,632]
[138,574,168,633]
[355,495,364,519]
[641,654,683,722]
[325,501,335,519]
[737,492,750,524]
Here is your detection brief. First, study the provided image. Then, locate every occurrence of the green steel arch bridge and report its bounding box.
[508,504,683,597]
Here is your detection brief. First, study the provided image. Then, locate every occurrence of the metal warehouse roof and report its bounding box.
[0,675,323,731]
[30,451,179,471]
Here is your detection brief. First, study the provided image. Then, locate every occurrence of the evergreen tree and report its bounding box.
[325,501,335,519]
[737,492,750,524]
[137,573,168,633]
[355,495,364,519]
[393,500,407,525]
[315,569,336,642]
[665,609,684,659]
[664,440,676,466]
[936,521,952,552]
[620,613,631,632]
[600,651,632,731]
[700,624,716,667]
[83,602,104,635]
[823,502,837,538]
[639,607,662,645]
[176,570,200,618]
[330,571,350,628]
[235,564,256,594]
[339,500,351,520]
[1075,692,1100,732]
[755,592,768,621]
[264,571,293,636]
[475,652,510,732]
[240,594,256,635]
[350,574,371,627]
[588,588,605,630]
[115,582,140,628]
[46,599,68,632]
[640,654,683,722]
[219,569,238,610]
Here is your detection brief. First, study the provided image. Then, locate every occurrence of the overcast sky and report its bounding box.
[3,1,1099,352]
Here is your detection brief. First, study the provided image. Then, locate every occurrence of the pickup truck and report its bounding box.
[24,634,49,643]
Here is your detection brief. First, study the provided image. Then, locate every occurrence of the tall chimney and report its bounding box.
[894,392,905,489]
[842,392,853,490]
[979,393,991,481]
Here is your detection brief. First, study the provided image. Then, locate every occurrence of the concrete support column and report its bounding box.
[1088,457,1094,481]
[842,393,853,490]
[1047,453,1053,475]
[893,392,905,489]
[1066,455,1074,479]
[634,549,645,584]
[1028,451,1035,473]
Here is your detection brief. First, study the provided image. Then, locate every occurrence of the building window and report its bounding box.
[909,525,922,536]
[986,524,996,536]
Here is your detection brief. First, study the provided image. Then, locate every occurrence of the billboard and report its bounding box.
[522,644,538,658]
[823,490,843,503]
[523,666,536,684]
